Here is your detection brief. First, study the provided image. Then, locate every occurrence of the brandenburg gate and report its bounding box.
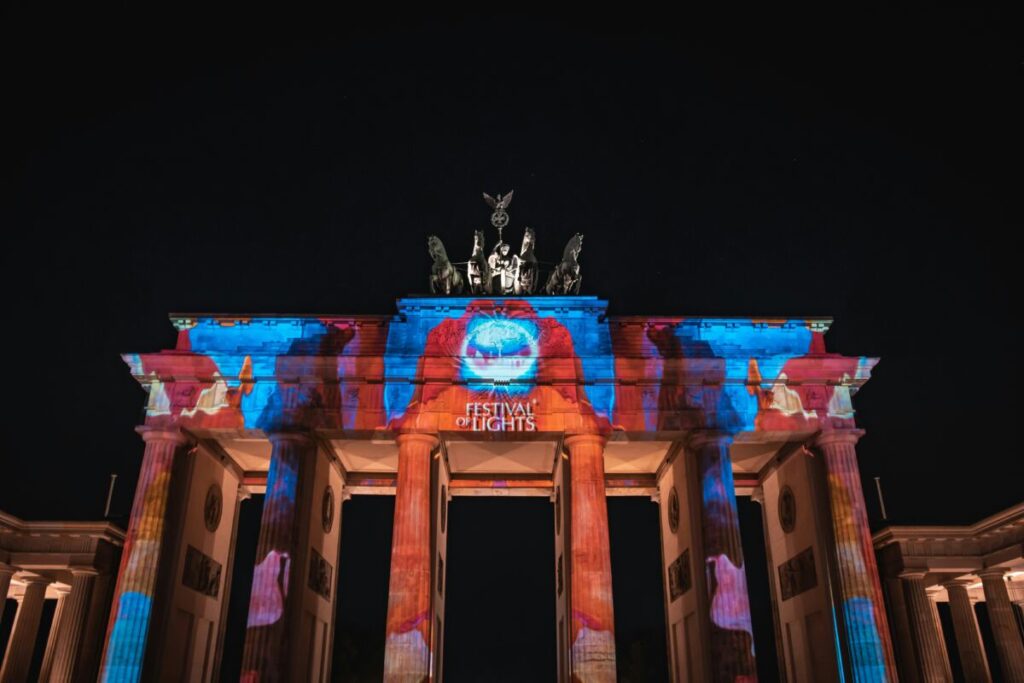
[96,195,898,681]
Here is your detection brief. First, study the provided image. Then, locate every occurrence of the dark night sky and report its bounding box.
[2,5,1022,681]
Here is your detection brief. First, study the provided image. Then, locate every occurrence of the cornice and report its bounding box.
[873,501,1024,549]
[0,510,126,545]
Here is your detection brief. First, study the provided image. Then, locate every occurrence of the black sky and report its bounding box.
[2,5,1022,680]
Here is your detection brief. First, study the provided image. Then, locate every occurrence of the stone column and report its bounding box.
[48,567,99,683]
[564,434,617,683]
[0,564,13,604]
[883,576,922,683]
[978,567,1024,682]
[943,580,991,683]
[1,576,51,683]
[900,572,951,683]
[38,585,70,682]
[99,427,191,683]
[815,429,898,681]
[240,432,317,682]
[927,592,954,681]
[690,431,756,683]
[383,433,438,682]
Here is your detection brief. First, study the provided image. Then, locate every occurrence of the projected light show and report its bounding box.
[103,293,896,682]
[8,12,1020,683]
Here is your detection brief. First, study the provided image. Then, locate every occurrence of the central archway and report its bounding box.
[443,497,556,681]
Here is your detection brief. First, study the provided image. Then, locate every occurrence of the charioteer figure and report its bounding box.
[488,240,518,294]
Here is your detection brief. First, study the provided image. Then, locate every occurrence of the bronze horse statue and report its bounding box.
[515,226,539,294]
[466,229,491,294]
[428,235,464,294]
[544,233,583,295]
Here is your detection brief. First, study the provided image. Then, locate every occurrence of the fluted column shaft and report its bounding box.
[929,593,954,681]
[1,577,51,683]
[979,568,1024,682]
[691,432,757,683]
[944,581,991,683]
[901,575,951,682]
[0,565,13,604]
[241,432,317,683]
[565,434,617,683]
[99,428,190,683]
[49,568,99,683]
[383,433,438,682]
[816,430,898,682]
[38,586,69,682]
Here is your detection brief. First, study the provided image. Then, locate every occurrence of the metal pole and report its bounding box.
[873,476,888,520]
[104,473,118,517]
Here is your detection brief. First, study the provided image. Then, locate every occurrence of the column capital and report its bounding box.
[686,429,732,450]
[67,565,100,577]
[563,433,607,450]
[977,566,1009,581]
[899,569,930,580]
[0,562,16,576]
[814,428,865,448]
[395,432,440,450]
[749,486,765,505]
[136,426,193,446]
[20,574,53,587]
[942,578,974,591]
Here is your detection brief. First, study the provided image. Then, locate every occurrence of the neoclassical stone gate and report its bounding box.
[98,296,896,682]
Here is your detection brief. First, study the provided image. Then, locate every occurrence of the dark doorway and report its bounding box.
[608,496,669,682]
[219,494,264,681]
[332,494,395,682]
[737,496,782,683]
[444,497,555,681]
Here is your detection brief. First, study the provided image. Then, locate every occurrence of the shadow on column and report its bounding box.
[976,602,1007,683]
[737,497,780,683]
[219,494,264,681]
[332,494,395,682]
[444,497,555,682]
[607,497,668,683]
[0,600,14,659]
[27,599,57,681]
[936,602,966,683]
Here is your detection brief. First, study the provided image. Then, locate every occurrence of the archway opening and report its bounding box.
[608,496,670,681]
[332,495,395,682]
[444,497,555,681]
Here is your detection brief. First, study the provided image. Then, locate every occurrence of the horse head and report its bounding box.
[521,226,536,256]
[428,235,448,264]
[562,233,583,265]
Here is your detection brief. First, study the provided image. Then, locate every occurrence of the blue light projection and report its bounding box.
[673,320,814,434]
[460,317,539,388]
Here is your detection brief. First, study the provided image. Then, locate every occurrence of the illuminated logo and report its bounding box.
[460,317,539,384]
[455,400,538,432]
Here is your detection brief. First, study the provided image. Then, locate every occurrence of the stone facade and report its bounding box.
[0,510,123,682]
[83,296,898,681]
[875,503,1024,683]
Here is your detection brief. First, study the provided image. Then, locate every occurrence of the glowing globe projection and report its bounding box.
[459,317,539,385]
